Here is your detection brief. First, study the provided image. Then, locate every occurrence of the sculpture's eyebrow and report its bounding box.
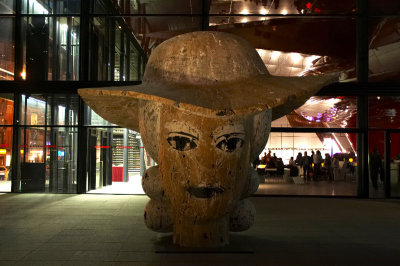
[165,121,199,139]
[212,123,245,141]
[168,131,199,141]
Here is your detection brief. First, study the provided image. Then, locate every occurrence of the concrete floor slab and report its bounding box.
[0,194,399,265]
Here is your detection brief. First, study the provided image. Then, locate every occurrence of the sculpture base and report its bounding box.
[154,235,253,254]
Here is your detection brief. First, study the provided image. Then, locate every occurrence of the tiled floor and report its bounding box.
[0,193,399,265]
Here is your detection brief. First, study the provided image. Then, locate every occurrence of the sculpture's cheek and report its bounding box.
[158,144,249,220]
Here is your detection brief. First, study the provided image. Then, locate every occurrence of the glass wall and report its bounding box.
[255,132,357,196]
[84,107,146,194]
[16,94,78,193]
[272,96,357,128]
[0,94,13,192]
[0,18,14,80]
[0,0,399,198]
[89,16,143,81]
[390,133,400,197]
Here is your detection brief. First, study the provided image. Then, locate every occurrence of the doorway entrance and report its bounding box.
[86,128,145,194]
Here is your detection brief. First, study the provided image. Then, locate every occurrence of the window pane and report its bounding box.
[210,17,356,82]
[0,17,14,80]
[0,94,14,125]
[369,17,400,82]
[20,94,79,126]
[211,0,357,15]
[369,96,400,129]
[390,133,400,198]
[0,126,12,192]
[22,0,80,14]
[21,95,46,125]
[0,0,14,14]
[85,106,117,126]
[18,126,77,193]
[92,0,202,14]
[21,16,80,81]
[369,0,400,15]
[272,96,357,128]
[45,94,79,126]
[45,127,78,193]
[255,132,358,196]
[128,16,202,55]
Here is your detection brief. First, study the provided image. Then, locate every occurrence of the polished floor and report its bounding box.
[0,193,399,265]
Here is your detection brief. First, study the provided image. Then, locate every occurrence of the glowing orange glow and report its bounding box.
[20,71,26,80]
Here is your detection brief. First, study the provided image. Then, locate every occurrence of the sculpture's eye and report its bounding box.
[215,134,244,153]
[167,132,198,151]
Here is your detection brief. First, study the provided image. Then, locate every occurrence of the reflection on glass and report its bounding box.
[22,16,80,81]
[85,106,116,126]
[0,126,12,192]
[90,17,142,81]
[210,0,356,15]
[20,94,79,126]
[0,0,14,14]
[370,0,400,15]
[272,96,357,128]
[368,130,385,198]
[210,18,356,81]
[0,95,14,125]
[22,0,80,14]
[18,126,77,193]
[254,132,357,196]
[92,0,202,14]
[128,16,202,55]
[369,18,400,82]
[390,133,400,197]
[45,127,78,193]
[51,17,80,80]
[24,16,49,81]
[369,96,400,129]
[0,18,14,80]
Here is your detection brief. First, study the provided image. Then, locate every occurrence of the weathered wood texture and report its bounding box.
[78,31,337,248]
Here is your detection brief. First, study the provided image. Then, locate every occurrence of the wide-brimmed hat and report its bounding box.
[79,31,336,131]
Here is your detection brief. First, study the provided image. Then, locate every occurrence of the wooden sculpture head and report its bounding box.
[78,31,336,248]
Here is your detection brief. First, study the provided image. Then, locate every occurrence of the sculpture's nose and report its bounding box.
[186,186,225,198]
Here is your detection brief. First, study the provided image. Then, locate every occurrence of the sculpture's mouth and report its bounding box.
[186,186,225,198]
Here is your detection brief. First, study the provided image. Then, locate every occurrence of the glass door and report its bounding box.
[390,133,400,197]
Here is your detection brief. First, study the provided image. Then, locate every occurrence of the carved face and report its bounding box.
[158,104,251,220]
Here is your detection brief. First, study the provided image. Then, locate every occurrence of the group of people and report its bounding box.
[293,150,336,182]
[257,150,353,182]
[259,151,285,175]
